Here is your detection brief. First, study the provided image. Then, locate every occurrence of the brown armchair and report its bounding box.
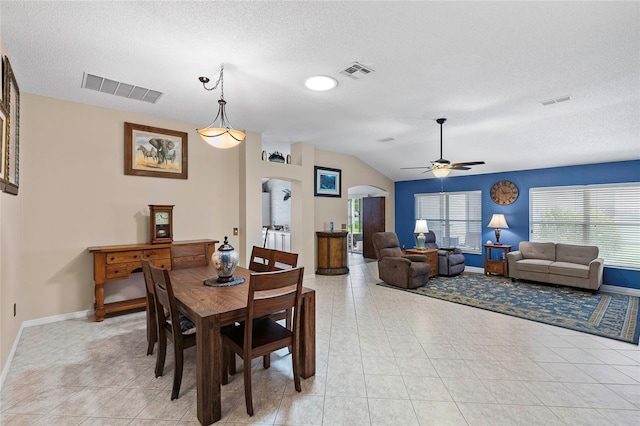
[372,232,430,289]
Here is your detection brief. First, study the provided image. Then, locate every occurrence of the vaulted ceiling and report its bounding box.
[2,1,638,181]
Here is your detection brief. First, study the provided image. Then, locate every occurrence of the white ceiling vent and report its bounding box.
[339,62,375,79]
[541,94,572,106]
[81,73,164,104]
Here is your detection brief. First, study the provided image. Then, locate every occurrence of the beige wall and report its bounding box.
[0,92,394,379]
[0,32,24,380]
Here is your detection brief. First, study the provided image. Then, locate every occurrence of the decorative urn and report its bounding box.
[212,236,239,283]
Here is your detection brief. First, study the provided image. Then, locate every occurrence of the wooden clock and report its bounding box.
[490,181,519,205]
[149,205,174,244]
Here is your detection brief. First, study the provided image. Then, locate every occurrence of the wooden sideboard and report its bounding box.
[316,231,349,275]
[88,239,218,321]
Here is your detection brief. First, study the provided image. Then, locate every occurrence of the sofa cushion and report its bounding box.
[516,259,553,273]
[556,243,598,266]
[549,261,590,279]
[520,242,556,261]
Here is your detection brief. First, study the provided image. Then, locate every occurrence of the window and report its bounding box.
[415,191,482,253]
[530,183,640,269]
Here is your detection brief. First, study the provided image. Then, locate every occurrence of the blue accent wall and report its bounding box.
[395,160,640,290]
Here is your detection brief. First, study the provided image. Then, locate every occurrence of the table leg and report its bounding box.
[299,291,316,378]
[94,281,106,322]
[196,314,221,425]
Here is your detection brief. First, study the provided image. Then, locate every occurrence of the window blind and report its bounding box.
[530,183,640,269]
[415,191,482,253]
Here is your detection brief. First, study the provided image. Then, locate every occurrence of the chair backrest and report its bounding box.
[372,232,402,261]
[247,267,305,323]
[149,263,182,341]
[270,250,298,271]
[249,246,274,272]
[424,231,439,249]
[140,258,155,299]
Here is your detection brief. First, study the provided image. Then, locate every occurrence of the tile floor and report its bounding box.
[1,255,639,425]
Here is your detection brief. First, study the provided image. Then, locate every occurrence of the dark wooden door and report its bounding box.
[362,196,385,259]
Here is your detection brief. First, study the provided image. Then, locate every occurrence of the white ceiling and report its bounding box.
[2,1,638,181]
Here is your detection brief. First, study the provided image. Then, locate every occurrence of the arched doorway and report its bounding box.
[348,185,387,257]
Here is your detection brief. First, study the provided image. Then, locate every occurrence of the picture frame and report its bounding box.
[0,102,7,184]
[2,56,19,195]
[124,122,188,179]
[314,166,342,197]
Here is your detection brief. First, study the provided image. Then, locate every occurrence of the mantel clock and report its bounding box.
[149,205,174,244]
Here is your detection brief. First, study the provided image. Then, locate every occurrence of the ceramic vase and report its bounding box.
[212,236,239,283]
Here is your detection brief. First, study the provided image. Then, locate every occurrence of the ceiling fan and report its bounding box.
[402,118,485,177]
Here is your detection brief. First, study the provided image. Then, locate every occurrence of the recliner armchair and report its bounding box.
[424,231,465,277]
[372,232,430,289]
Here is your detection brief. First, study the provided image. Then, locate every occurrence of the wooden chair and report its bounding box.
[140,258,157,356]
[149,263,196,400]
[221,267,304,416]
[248,245,274,272]
[269,250,298,333]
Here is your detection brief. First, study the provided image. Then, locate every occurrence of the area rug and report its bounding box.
[377,274,640,344]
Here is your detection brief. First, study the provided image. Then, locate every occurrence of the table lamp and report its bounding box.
[487,214,509,245]
[414,219,429,249]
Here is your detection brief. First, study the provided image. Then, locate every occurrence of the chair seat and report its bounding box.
[222,318,292,351]
[167,313,196,336]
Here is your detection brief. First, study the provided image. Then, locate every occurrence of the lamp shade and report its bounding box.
[414,219,429,234]
[198,127,246,149]
[432,168,451,178]
[487,214,509,229]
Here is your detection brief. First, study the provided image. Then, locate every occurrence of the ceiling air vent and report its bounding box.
[81,73,164,104]
[340,62,375,79]
[541,94,572,106]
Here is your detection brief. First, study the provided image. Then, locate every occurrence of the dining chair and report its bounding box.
[248,245,275,272]
[149,263,196,400]
[221,266,304,416]
[140,258,157,356]
[269,249,298,333]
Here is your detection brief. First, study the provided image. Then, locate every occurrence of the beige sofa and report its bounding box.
[507,242,604,291]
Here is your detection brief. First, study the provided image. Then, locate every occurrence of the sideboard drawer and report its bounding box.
[106,264,131,279]
[143,248,171,261]
[171,244,206,257]
[106,250,143,264]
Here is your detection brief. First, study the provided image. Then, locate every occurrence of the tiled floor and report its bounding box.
[2,255,639,425]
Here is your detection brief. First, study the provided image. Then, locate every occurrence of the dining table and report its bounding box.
[168,265,316,426]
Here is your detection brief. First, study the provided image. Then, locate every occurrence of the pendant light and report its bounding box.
[197,64,246,149]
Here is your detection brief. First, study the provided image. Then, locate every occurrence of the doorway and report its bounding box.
[347,185,388,257]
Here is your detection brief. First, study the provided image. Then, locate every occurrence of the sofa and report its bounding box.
[423,231,465,277]
[507,241,604,291]
[372,232,431,289]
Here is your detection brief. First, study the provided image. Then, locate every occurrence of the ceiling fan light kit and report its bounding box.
[401,117,485,177]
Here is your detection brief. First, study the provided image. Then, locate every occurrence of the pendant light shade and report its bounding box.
[197,65,246,149]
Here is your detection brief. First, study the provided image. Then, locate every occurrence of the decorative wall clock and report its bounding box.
[490,180,519,205]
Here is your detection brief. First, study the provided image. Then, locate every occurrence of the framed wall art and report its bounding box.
[314,166,342,197]
[124,122,188,179]
[0,103,7,184]
[2,56,19,195]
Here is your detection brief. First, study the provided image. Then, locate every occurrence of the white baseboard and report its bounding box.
[0,309,92,391]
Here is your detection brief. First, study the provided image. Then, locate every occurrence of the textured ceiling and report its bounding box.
[2,1,638,181]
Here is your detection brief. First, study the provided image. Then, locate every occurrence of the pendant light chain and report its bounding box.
[201,65,225,100]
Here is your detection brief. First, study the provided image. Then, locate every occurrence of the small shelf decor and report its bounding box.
[268,151,285,163]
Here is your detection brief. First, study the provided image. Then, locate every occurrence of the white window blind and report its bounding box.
[530,183,640,269]
[415,191,482,253]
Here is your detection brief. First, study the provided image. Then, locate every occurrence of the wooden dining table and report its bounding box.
[168,265,316,426]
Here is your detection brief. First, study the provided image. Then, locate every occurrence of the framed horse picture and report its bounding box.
[124,122,188,179]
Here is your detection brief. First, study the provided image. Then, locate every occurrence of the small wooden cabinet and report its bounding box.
[483,244,512,277]
[316,231,349,275]
[88,239,218,321]
[404,248,438,277]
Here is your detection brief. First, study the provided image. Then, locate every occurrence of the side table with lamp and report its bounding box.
[484,213,511,276]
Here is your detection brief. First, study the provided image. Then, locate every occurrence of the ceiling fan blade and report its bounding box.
[451,166,471,170]
[401,166,430,170]
[451,161,485,167]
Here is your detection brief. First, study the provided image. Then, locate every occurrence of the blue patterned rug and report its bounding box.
[378,273,640,344]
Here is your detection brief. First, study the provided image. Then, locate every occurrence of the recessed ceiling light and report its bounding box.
[305,75,338,91]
